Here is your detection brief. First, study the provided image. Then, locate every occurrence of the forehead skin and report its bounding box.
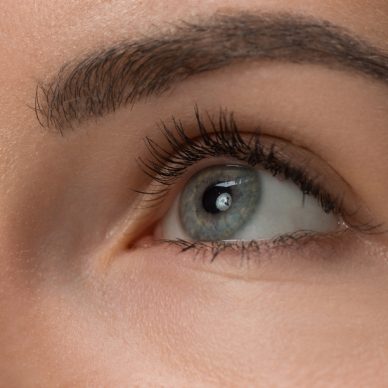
[1,1,388,387]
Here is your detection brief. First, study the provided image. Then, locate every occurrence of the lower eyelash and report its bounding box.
[162,229,348,263]
[137,106,341,215]
[164,238,279,263]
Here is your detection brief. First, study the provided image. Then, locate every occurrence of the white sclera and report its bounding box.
[233,171,339,240]
[161,169,340,241]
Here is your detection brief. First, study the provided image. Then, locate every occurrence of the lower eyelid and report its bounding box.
[130,229,362,283]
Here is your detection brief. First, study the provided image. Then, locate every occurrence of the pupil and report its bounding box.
[202,184,233,214]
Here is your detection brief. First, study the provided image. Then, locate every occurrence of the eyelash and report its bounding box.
[138,106,341,214]
[164,231,338,262]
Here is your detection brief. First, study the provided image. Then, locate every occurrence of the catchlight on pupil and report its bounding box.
[179,165,261,241]
[202,185,232,213]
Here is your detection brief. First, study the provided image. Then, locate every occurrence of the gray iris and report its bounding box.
[179,165,261,241]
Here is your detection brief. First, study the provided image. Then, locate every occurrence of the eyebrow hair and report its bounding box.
[34,12,388,133]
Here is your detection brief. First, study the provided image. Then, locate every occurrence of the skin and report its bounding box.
[1,0,388,386]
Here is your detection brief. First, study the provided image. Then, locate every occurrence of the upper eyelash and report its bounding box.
[137,106,341,214]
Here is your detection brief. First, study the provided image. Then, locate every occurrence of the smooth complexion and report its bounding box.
[1,1,388,386]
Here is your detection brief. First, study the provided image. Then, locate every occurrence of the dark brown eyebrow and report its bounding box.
[34,12,388,134]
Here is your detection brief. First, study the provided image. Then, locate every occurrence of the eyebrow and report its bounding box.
[34,12,388,133]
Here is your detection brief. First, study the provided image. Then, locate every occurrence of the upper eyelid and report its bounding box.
[137,108,339,207]
[133,107,386,236]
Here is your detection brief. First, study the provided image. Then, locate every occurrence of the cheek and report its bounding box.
[2,237,388,386]
[90,240,388,384]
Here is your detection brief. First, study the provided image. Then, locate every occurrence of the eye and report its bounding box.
[136,107,359,252]
[161,164,341,242]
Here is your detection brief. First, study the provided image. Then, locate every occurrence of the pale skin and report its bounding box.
[1,1,388,387]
